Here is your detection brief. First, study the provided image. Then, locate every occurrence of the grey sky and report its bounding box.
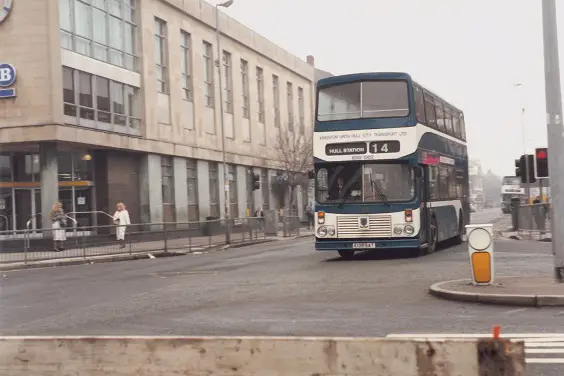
[221,0,562,176]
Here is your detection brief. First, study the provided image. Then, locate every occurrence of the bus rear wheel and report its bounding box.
[338,250,355,260]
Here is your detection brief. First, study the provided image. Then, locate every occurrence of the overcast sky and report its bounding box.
[221,0,561,176]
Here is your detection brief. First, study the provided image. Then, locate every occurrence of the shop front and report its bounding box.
[0,149,96,237]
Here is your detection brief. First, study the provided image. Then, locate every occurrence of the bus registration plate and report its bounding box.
[352,243,376,249]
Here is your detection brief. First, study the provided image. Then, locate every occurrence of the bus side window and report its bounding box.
[453,112,461,138]
[444,106,454,135]
[428,166,439,200]
[434,99,446,132]
[424,93,436,128]
[459,113,466,140]
[414,85,426,124]
[438,165,449,199]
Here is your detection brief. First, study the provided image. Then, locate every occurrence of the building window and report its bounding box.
[223,51,233,114]
[60,0,138,71]
[180,30,192,102]
[261,169,269,210]
[186,159,199,222]
[209,162,220,218]
[78,71,95,120]
[298,87,305,134]
[241,59,250,119]
[155,18,168,93]
[63,67,77,116]
[273,75,280,128]
[63,66,141,134]
[228,164,238,218]
[203,41,214,108]
[96,76,111,123]
[161,156,175,223]
[287,82,294,131]
[256,67,265,123]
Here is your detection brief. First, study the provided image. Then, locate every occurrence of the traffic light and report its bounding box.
[535,147,549,178]
[515,154,536,184]
[251,173,260,191]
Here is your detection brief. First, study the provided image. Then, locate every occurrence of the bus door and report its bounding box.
[419,165,431,245]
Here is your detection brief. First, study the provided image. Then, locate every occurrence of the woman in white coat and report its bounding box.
[113,202,131,248]
[49,201,67,252]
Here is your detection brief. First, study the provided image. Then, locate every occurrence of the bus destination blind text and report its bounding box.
[325,142,367,156]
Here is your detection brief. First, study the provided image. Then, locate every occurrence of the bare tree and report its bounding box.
[273,129,314,214]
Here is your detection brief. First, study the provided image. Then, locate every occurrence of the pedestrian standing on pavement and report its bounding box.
[49,201,67,252]
[113,202,131,248]
[254,207,264,231]
[306,202,315,229]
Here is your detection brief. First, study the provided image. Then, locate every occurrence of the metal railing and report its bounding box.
[513,203,552,239]
[0,215,309,265]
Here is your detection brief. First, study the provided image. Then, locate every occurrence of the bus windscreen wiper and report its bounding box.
[370,179,389,205]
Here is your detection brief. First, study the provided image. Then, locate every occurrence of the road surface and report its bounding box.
[0,211,559,375]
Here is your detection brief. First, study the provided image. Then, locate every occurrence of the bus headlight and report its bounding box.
[394,226,403,235]
[317,226,328,237]
[404,225,415,236]
[328,227,336,236]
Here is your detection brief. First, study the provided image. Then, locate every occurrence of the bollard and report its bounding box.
[466,224,495,285]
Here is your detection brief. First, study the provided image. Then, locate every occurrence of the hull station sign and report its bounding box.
[325,142,367,156]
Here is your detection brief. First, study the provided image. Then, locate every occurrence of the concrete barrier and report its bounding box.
[0,336,526,375]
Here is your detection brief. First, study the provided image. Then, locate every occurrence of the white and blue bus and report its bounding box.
[313,72,470,259]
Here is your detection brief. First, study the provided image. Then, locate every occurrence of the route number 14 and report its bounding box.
[369,140,400,154]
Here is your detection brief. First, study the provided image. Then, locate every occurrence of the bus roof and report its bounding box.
[317,72,463,115]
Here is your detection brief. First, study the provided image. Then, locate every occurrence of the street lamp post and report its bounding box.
[513,83,531,201]
[541,0,564,282]
[215,0,234,244]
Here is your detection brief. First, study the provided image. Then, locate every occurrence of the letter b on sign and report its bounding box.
[0,64,16,87]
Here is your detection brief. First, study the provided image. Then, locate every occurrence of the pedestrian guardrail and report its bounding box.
[0,215,306,265]
[0,336,526,375]
[513,203,552,239]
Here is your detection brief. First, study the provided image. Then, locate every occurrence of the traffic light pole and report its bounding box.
[542,0,564,282]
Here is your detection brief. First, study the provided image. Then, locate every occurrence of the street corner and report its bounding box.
[429,277,564,307]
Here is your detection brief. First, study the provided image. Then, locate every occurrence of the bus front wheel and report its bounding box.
[338,250,355,260]
[427,218,438,254]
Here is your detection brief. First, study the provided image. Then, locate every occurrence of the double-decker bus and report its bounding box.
[313,72,470,259]
[500,176,524,213]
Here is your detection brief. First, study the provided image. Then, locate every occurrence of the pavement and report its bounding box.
[0,229,313,271]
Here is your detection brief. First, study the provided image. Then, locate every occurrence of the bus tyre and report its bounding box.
[427,217,438,254]
[338,250,355,260]
[454,212,464,245]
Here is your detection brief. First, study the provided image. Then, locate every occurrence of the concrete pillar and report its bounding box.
[297,185,304,220]
[173,157,189,228]
[269,169,277,210]
[40,143,58,235]
[196,160,210,220]
[218,163,226,218]
[253,167,262,211]
[139,154,162,230]
[236,165,247,218]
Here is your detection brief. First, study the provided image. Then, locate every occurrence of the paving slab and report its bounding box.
[430,276,564,307]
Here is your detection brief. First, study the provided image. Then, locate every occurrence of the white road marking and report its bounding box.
[504,308,528,314]
[386,333,564,364]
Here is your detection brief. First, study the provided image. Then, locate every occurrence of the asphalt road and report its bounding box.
[469,206,504,224]
[0,209,560,375]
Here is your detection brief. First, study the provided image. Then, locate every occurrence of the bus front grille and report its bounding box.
[337,215,392,238]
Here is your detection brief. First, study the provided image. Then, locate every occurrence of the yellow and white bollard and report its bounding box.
[465,224,494,286]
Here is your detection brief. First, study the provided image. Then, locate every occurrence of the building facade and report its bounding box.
[0,0,315,233]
